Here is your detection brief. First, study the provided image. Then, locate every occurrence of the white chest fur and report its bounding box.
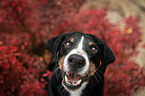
[69,82,88,96]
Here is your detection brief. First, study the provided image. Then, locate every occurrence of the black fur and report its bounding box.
[47,32,115,96]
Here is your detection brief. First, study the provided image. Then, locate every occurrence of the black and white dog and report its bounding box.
[47,32,115,96]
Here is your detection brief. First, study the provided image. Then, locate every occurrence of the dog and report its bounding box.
[47,32,115,96]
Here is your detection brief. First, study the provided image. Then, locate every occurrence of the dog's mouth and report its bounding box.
[62,72,90,90]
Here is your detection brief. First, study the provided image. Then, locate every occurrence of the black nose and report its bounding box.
[68,54,85,68]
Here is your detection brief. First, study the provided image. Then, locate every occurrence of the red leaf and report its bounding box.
[0,41,2,45]
[142,44,145,48]
[10,46,17,52]
[3,63,10,69]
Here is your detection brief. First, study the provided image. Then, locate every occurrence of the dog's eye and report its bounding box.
[64,42,71,48]
[90,46,98,53]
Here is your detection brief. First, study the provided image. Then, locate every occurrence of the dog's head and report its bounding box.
[47,32,115,91]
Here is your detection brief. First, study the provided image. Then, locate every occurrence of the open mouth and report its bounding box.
[62,72,90,90]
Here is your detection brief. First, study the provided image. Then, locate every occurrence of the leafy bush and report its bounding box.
[0,43,48,96]
[0,0,144,96]
[0,0,85,96]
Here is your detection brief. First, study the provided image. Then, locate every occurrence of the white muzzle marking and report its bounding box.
[63,36,90,95]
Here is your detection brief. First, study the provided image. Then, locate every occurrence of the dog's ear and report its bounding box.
[87,34,115,73]
[47,32,77,71]
[99,41,115,73]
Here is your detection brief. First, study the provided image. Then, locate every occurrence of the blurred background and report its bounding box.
[0,0,145,96]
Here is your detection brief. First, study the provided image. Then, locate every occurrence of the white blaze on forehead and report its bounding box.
[77,36,84,49]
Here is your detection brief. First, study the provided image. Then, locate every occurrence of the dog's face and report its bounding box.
[47,32,115,92]
[58,34,102,91]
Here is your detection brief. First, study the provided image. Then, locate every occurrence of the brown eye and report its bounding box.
[64,42,71,48]
[90,47,98,53]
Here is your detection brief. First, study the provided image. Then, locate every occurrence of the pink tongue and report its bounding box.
[67,72,80,81]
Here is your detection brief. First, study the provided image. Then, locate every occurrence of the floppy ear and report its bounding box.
[99,41,115,73]
[87,34,115,74]
[47,32,77,71]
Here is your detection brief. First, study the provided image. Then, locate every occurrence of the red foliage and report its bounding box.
[0,0,145,96]
[0,42,48,96]
[0,0,86,96]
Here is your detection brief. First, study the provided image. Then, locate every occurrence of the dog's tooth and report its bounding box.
[65,75,68,82]
[69,82,72,84]
[76,79,82,84]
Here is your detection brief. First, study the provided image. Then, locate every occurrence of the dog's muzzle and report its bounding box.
[62,54,90,90]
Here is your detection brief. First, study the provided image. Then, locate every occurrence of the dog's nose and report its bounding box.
[68,54,85,68]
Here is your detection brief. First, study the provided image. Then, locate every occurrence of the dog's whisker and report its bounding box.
[63,89,67,95]
[58,84,67,95]
[61,88,66,95]
[89,68,103,83]
[53,67,59,75]
[97,70,104,77]
[94,68,104,77]
[57,84,61,89]
[90,68,104,76]
[95,72,102,82]
[57,85,61,90]
[93,74,100,85]
[58,70,62,77]
[57,84,63,91]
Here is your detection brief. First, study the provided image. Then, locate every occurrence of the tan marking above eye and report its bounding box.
[70,38,74,42]
[89,42,94,45]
